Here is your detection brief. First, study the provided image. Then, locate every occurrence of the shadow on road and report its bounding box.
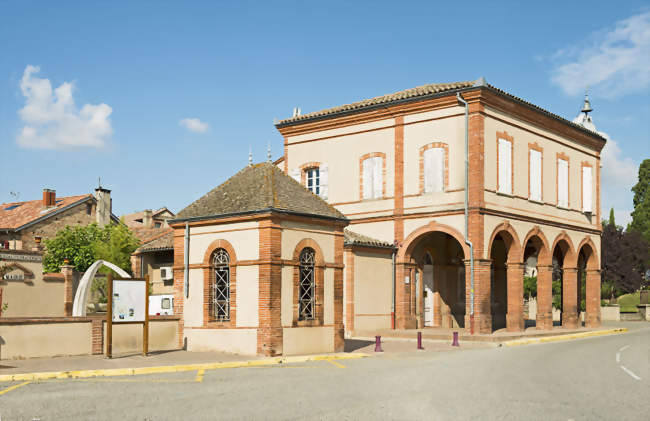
[344,339,374,352]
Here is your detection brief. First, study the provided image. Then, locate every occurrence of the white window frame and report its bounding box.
[306,167,320,196]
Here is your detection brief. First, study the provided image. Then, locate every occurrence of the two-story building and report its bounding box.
[275,79,605,334]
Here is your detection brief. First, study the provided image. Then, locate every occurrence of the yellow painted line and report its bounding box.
[325,359,346,369]
[0,353,370,383]
[195,369,205,382]
[41,378,192,384]
[0,380,31,396]
[503,328,628,347]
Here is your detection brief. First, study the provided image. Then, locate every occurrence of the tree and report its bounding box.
[608,207,616,227]
[602,223,650,294]
[629,159,650,245]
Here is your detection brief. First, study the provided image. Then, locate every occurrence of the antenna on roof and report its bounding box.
[292,107,301,117]
[248,145,253,167]
[267,141,272,162]
[98,176,102,189]
[10,191,20,201]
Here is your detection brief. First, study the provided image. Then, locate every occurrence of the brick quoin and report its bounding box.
[257,218,283,356]
[393,116,404,243]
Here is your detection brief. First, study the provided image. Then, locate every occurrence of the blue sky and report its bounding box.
[1,1,648,224]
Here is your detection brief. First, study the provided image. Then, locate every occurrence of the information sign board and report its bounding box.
[112,279,146,322]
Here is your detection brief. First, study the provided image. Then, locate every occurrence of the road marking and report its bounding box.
[0,381,31,396]
[503,328,628,347]
[41,378,192,384]
[325,359,346,369]
[195,369,205,383]
[620,365,642,381]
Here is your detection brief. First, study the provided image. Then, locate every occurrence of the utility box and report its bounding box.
[148,294,174,316]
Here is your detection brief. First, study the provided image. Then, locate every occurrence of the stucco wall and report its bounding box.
[353,250,392,331]
[236,265,259,327]
[188,221,259,264]
[184,328,258,355]
[282,326,334,355]
[280,221,336,262]
[1,259,65,317]
[104,320,178,355]
[0,321,91,359]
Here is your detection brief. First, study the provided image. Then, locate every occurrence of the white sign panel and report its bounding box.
[112,280,146,322]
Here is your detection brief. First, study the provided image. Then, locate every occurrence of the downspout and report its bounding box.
[391,248,396,329]
[457,92,475,335]
[184,222,190,298]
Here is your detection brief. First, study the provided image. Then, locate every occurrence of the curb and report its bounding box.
[502,328,628,347]
[0,353,370,383]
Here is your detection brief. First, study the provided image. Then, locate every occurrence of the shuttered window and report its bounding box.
[582,166,592,212]
[529,149,542,201]
[362,156,383,199]
[498,138,512,194]
[424,147,445,193]
[557,158,568,208]
[290,165,328,200]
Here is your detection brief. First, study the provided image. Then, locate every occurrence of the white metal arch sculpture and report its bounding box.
[72,260,130,317]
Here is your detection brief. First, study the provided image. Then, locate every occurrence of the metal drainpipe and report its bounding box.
[391,248,396,329]
[184,222,190,298]
[457,92,475,334]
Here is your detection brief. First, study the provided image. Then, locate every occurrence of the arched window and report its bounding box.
[299,247,315,320]
[212,248,231,321]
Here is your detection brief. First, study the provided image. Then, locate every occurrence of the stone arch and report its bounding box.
[292,238,325,266]
[551,231,577,267]
[522,226,552,265]
[72,260,131,317]
[203,238,238,266]
[488,221,522,263]
[398,221,469,262]
[576,237,599,270]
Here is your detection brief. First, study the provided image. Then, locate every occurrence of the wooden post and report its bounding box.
[106,273,113,359]
[144,274,149,356]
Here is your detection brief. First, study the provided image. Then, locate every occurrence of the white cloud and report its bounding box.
[599,133,639,226]
[16,65,113,149]
[550,11,650,97]
[179,118,209,133]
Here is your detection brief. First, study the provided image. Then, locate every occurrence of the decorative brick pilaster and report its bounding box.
[394,262,416,329]
[257,219,283,356]
[506,262,525,332]
[91,318,104,354]
[344,249,355,333]
[562,267,579,328]
[61,264,74,316]
[536,264,553,330]
[585,269,601,328]
[172,228,186,348]
[333,231,345,352]
[394,116,404,243]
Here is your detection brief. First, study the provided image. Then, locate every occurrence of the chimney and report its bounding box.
[142,209,153,228]
[42,188,56,208]
[94,187,112,227]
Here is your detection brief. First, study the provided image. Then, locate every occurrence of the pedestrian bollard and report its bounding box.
[417,331,424,350]
[452,331,459,347]
[374,335,383,352]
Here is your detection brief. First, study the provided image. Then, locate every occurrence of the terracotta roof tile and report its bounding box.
[135,228,173,253]
[0,195,92,230]
[344,229,394,248]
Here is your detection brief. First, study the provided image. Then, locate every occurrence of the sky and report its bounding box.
[1,1,648,225]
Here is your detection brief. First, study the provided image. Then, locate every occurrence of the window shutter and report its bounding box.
[558,159,568,207]
[424,149,435,193]
[372,157,382,198]
[432,147,444,192]
[290,168,301,184]
[319,164,328,200]
[362,158,373,199]
[582,166,592,212]
[530,149,541,201]
[498,139,507,193]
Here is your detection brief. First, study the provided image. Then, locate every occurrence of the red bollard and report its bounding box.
[374,335,383,352]
[417,331,424,350]
[452,331,459,347]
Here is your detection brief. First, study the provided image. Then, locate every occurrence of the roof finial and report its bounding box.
[98,176,101,189]
[248,145,252,167]
[267,141,272,162]
[581,86,593,114]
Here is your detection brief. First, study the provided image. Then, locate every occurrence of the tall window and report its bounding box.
[306,168,320,195]
[557,158,569,208]
[424,147,445,193]
[582,165,592,212]
[498,138,512,194]
[298,248,315,320]
[212,248,231,321]
[529,148,542,201]
[362,156,383,199]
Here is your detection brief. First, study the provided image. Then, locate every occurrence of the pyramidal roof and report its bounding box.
[173,162,346,222]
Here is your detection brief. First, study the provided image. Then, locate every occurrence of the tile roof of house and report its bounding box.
[173,162,346,222]
[344,229,394,249]
[0,194,93,231]
[274,78,606,141]
[130,226,169,243]
[122,208,174,227]
[134,228,173,253]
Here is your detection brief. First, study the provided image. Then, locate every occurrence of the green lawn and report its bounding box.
[618,292,640,313]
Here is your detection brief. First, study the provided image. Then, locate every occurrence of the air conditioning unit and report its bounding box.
[160,266,173,281]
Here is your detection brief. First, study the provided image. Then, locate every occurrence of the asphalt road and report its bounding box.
[1,324,648,421]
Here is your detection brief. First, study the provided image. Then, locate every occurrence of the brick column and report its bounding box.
[395,263,416,329]
[344,249,355,333]
[506,262,525,332]
[91,318,104,354]
[562,267,579,328]
[465,259,492,333]
[257,219,283,356]
[131,254,142,278]
[394,116,405,243]
[433,265,442,327]
[333,232,345,352]
[585,269,601,328]
[61,264,74,316]
[172,227,186,349]
[536,264,553,330]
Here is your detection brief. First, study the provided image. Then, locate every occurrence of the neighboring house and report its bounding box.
[123,208,175,229]
[274,79,605,334]
[0,187,117,252]
[169,163,347,356]
[130,228,174,295]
